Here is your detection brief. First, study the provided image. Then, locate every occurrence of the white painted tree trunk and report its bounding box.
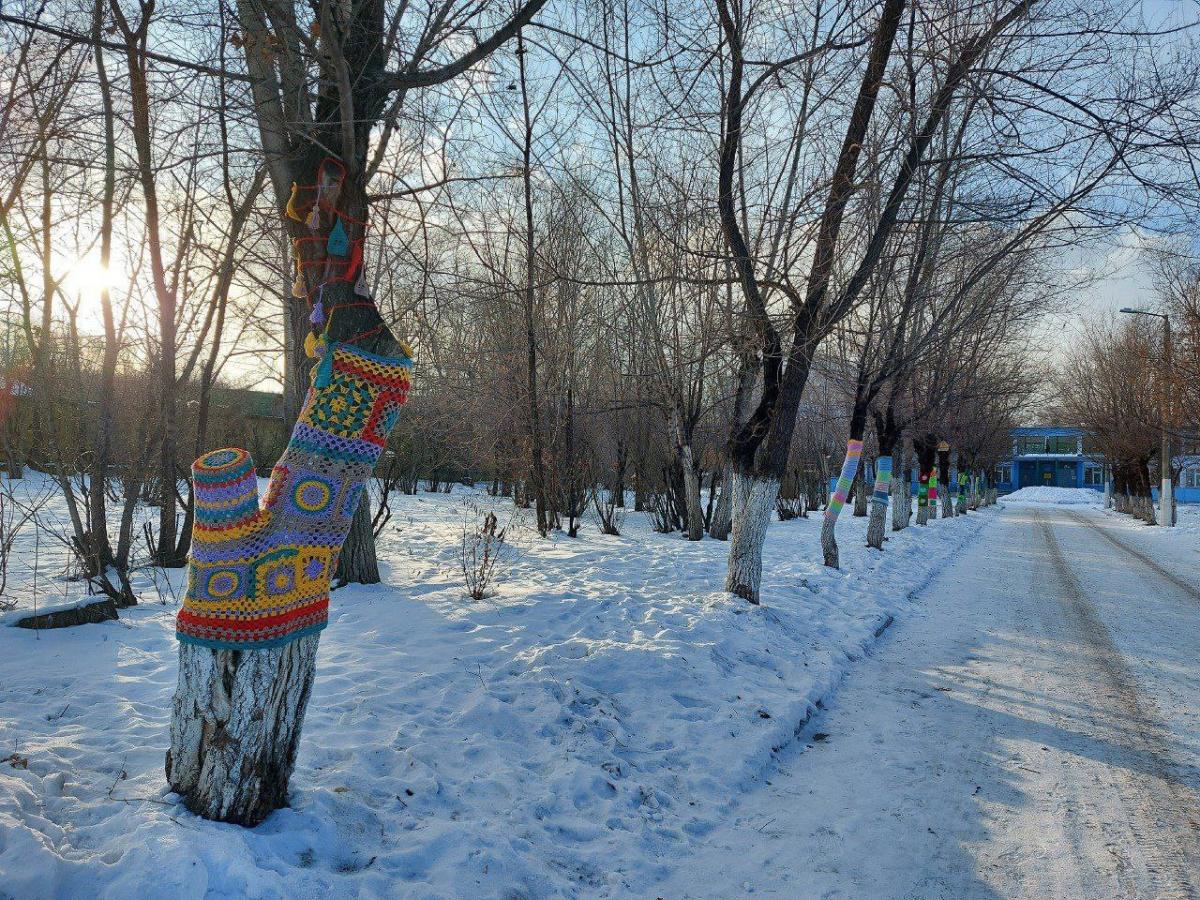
[725,472,779,604]
[819,515,839,568]
[708,463,734,540]
[167,634,320,825]
[891,468,907,531]
[1104,478,1113,508]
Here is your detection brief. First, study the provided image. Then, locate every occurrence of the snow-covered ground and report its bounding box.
[0,474,995,899]
[1001,485,1103,505]
[656,498,1200,898]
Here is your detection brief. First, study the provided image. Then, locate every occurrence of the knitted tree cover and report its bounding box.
[176,343,412,650]
[824,439,863,521]
[871,455,893,507]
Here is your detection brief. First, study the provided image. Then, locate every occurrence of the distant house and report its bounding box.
[995,426,1104,493]
[206,387,288,472]
[1175,454,1200,504]
[994,426,1200,502]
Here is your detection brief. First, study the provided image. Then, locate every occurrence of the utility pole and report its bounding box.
[1120,307,1174,526]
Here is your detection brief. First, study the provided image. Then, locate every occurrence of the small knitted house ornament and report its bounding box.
[176,342,412,650]
[327,217,350,256]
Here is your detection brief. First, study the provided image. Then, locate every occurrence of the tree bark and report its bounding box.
[168,633,319,825]
[516,31,550,537]
[709,462,734,540]
[938,445,952,519]
[724,473,778,603]
[334,491,380,585]
[866,453,893,549]
[671,409,704,541]
[853,459,870,517]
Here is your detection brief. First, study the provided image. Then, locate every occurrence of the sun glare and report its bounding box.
[62,252,125,327]
[65,254,115,299]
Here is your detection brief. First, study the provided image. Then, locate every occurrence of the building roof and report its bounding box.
[209,387,284,420]
[1012,426,1083,436]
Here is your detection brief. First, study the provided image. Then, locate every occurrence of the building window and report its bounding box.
[998,464,1012,484]
[1048,435,1078,454]
[1016,436,1044,455]
[1184,467,1200,489]
[1083,467,1103,486]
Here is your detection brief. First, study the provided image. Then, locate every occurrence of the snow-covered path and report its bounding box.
[661,502,1200,899]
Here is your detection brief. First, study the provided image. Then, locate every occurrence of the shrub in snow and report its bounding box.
[591,486,626,536]
[459,503,510,600]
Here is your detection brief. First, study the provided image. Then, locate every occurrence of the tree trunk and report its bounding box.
[168,633,319,825]
[937,446,952,519]
[334,491,380,585]
[853,458,870,517]
[893,442,909,531]
[168,343,412,826]
[681,453,704,541]
[866,454,893,549]
[724,472,779,604]
[516,31,550,537]
[709,462,734,539]
[821,438,864,569]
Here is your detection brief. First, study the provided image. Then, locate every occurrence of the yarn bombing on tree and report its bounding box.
[824,439,864,521]
[871,455,893,507]
[175,343,412,650]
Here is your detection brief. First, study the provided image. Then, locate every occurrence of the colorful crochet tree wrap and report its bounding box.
[824,439,863,521]
[176,343,412,650]
[928,473,939,503]
[871,455,892,508]
[917,473,930,508]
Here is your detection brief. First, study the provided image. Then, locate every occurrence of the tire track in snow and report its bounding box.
[1064,509,1200,604]
[1036,510,1200,900]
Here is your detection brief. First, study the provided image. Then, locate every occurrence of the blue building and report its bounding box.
[995,427,1200,502]
[995,426,1104,493]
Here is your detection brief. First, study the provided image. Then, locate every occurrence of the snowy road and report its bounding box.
[661,503,1200,899]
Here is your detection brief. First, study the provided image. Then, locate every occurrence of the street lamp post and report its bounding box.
[1120,307,1174,526]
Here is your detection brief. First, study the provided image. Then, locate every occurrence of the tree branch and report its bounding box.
[378,0,549,91]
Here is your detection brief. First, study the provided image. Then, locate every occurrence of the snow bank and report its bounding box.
[0,595,113,627]
[1002,486,1103,505]
[0,489,993,898]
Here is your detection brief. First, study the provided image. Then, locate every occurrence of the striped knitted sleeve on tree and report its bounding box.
[176,342,412,650]
[824,439,864,521]
[871,455,893,507]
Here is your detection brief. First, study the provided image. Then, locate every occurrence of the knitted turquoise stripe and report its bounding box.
[193,460,255,484]
[175,621,327,651]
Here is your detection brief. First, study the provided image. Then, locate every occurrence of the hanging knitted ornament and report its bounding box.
[306,205,321,230]
[303,330,318,359]
[291,261,306,299]
[353,269,369,297]
[327,217,350,257]
[309,299,325,328]
[285,182,303,221]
